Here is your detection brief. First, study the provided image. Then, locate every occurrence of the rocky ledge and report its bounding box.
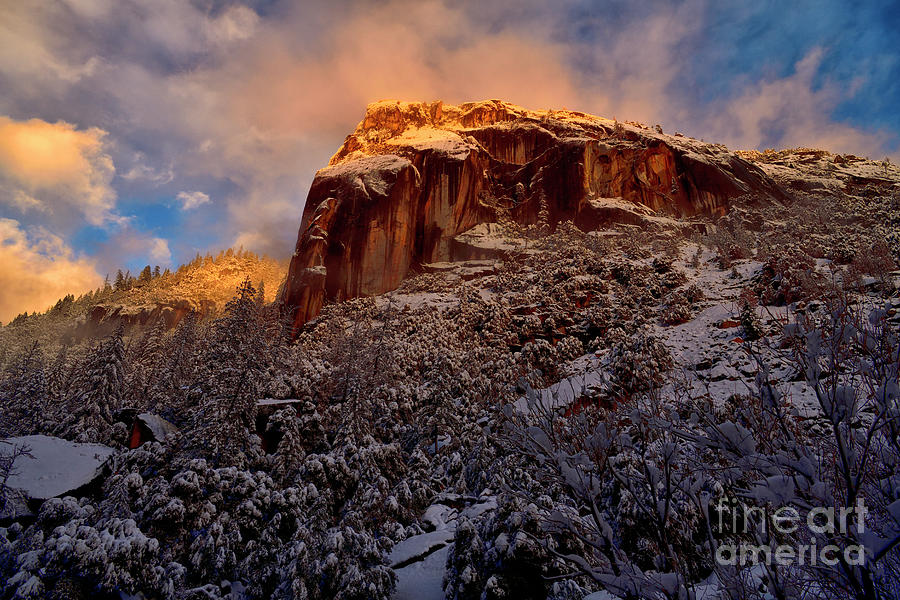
[280,99,787,329]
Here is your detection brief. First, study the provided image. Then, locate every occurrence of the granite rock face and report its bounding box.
[281,100,785,329]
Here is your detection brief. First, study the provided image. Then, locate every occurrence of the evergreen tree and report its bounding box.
[139,265,152,283]
[188,279,269,465]
[58,326,126,444]
[148,311,201,421]
[0,341,46,436]
[125,318,168,411]
[269,408,304,483]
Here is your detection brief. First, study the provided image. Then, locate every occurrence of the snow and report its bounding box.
[453,223,528,254]
[0,435,116,500]
[513,355,604,413]
[391,495,499,599]
[136,413,178,441]
[583,592,621,600]
[389,529,454,568]
[422,503,457,531]
[385,127,473,159]
[393,544,449,600]
[318,154,416,199]
[256,398,303,407]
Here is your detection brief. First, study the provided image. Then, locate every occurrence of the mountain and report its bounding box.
[2,101,900,600]
[280,99,797,328]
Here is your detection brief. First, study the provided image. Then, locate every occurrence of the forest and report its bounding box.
[2,190,899,600]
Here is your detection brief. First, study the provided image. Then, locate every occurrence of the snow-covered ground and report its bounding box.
[392,497,497,600]
[1,435,116,500]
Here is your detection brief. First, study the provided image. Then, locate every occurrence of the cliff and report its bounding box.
[280,100,787,329]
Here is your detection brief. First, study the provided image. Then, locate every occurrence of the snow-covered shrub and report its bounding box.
[521,339,558,380]
[738,289,764,341]
[444,499,551,600]
[555,336,584,362]
[755,246,820,305]
[661,291,692,325]
[606,331,674,398]
[498,390,722,599]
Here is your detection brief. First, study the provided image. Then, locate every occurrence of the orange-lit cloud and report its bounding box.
[0,116,119,226]
[0,218,102,323]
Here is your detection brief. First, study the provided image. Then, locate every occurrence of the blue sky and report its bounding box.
[0,0,898,321]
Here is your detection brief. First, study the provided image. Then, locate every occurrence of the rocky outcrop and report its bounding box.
[69,298,216,342]
[281,100,787,329]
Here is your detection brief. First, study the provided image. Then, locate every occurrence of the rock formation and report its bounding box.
[280,100,787,329]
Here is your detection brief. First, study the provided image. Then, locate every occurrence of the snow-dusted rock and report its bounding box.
[136,413,178,441]
[1,435,116,501]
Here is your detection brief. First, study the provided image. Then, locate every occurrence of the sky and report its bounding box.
[0,0,898,323]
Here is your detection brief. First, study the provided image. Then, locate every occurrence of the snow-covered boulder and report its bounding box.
[129,413,178,448]
[1,435,116,502]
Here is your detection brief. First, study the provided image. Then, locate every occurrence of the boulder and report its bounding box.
[0,435,116,519]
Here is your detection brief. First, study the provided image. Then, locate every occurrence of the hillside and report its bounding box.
[1,101,899,600]
[0,249,287,361]
[279,100,898,330]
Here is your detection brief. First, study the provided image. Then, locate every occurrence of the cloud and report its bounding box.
[0,3,99,92]
[206,4,259,46]
[93,227,171,275]
[148,237,171,263]
[0,218,102,324]
[0,116,120,227]
[176,191,211,210]
[705,48,895,158]
[156,0,898,255]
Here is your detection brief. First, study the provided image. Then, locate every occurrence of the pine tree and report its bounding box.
[0,341,46,436]
[270,408,304,483]
[148,311,200,421]
[536,192,551,237]
[139,265,152,283]
[58,326,126,444]
[257,280,266,306]
[188,279,269,465]
[125,318,168,411]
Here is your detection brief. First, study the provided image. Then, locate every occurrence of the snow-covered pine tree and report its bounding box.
[125,317,168,412]
[57,325,126,444]
[187,279,269,466]
[0,341,46,436]
[269,407,304,483]
[147,310,201,422]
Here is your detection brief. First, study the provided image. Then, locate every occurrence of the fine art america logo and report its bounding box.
[715,497,867,567]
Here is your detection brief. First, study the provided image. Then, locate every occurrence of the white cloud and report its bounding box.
[207,5,259,46]
[0,218,101,323]
[176,190,211,210]
[705,49,895,159]
[148,237,171,263]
